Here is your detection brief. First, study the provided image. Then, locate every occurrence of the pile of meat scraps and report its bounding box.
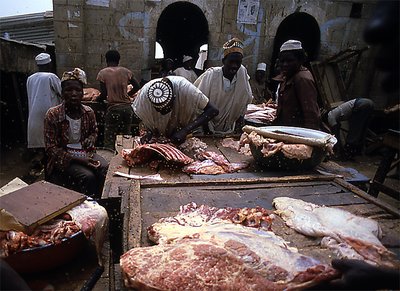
[121,137,249,175]
[243,131,314,160]
[0,199,108,265]
[244,102,277,125]
[273,197,399,268]
[120,203,338,290]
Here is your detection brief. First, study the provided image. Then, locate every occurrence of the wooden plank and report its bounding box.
[0,181,86,234]
[334,178,400,218]
[127,181,142,251]
[102,153,131,199]
[141,174,336,188]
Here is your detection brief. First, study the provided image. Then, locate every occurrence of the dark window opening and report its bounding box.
[156,1,209,69]
[350,3,363,18]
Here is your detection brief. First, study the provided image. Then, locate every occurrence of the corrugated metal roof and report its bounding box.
[0,11,54,45]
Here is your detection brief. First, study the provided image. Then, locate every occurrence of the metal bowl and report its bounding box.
[3,231,86,274]
[249,126,336,171]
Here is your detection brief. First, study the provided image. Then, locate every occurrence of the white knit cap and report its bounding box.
[182,55,193,63]
[35,53,51,65]
[280,40,303,52]
[256,63,267,71]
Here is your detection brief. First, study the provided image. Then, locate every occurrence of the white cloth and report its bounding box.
[195,50,208,70]
[194,65,253,134]
[173,67,198,83]
[66,115,82,143]
[26,72,62,148]
[132,76,209,137]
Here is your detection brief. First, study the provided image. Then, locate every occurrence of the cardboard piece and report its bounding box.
[0,181,86,234]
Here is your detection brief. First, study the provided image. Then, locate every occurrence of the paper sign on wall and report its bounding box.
[237,0,260,24]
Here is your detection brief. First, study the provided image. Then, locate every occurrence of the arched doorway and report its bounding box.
[156,1,209,67]
[269,12,320,83]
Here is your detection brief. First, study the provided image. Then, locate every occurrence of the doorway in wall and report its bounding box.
[156,1,209,70]
[269,12,320,84]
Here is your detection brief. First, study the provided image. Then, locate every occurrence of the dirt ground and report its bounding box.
[1,143,399,209]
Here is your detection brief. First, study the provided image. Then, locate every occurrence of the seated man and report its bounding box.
[325,98,374,159]
[274,40,321,130]
[194,38,253,134]
[44,68,108,199]
[173,55,198,83]
[132,76,219,144]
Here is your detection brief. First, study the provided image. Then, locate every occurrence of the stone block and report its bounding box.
[127,0,145,11]
[53,0,68,5]
[54,21,69,39]
[53,5,73,21]
[67,25,84,38]
[66,0,84,6]
[336,2,352,17]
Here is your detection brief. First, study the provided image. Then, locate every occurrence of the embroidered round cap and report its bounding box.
[223,37,244,57]
[35,53,51,65]
[280,40,303,52]
[182,55,193,63]
[257,62,267,71]
[147,79,173,109]
[61,68,87,84]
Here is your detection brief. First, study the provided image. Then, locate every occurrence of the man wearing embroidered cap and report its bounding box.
[274,39,321,129]
[173,55,198,83]
[26,52,62,175]
[194,37,253,134]
[132,76,218,144]
[44,68,108,198]
[250,62,272,104]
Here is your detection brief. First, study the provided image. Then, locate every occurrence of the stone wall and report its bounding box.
[54,0,382,105]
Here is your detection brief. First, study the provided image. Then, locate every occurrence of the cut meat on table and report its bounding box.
[244,103,277,124]
[221,137,252,156]
[121,143,193,167]
[120,203,338,290]
[121,238,284,291]
[178,137,207,156]
[183,151,249,175]
[273,197,399,268]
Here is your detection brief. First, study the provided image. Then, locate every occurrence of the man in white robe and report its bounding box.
[132,76,218,144]
[26,53,62,173]
[173,55,198,83]
[194,38,253,134]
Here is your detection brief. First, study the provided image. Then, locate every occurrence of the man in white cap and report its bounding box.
[132,76,218,144]
[173,55,198,83]
[274,39,321,130]
[250,62,271,104]
[26,52,62,175]
[194,37,253,134]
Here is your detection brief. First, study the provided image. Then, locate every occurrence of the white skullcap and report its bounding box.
[280,40,303,52]
[182,55,193,63]
[35,53,51,65]
[257,63,267,71]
